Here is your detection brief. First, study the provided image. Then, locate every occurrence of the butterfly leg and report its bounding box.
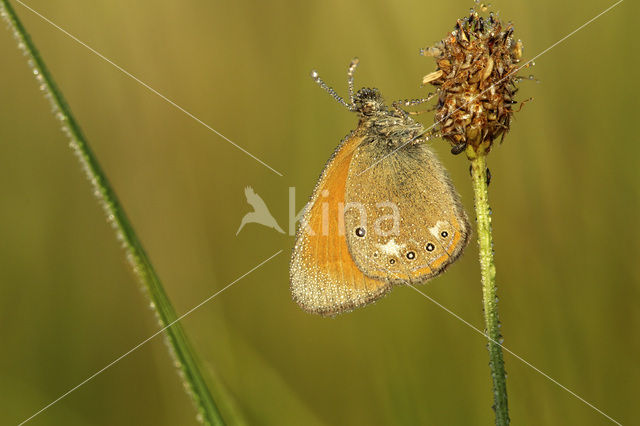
[392,93,436,117]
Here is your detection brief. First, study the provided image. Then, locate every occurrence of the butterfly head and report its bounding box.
[352,88,387,117]
[311,59,389,119]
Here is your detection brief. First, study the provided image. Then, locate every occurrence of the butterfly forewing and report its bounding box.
[290,134,391,316]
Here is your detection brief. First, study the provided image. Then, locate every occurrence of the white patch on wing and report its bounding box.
[378,239,406,257]
[429,221,449,238]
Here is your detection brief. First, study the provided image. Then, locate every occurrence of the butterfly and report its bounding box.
[290,58,470,316]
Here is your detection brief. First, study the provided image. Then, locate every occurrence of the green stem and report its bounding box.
[0,2,224,425]
[469,154,509,425]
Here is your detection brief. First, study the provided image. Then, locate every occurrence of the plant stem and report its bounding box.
[469,154,509,425]
[0,2,225,424]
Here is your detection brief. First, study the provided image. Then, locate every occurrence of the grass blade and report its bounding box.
[0,1,225,424]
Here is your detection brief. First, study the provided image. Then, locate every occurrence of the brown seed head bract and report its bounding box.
[423,9,523,156]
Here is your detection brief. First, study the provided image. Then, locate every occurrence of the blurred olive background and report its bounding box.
[1,0,638,425]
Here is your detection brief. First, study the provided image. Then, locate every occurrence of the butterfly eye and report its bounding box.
[426,243,435,252]
[355,227,366,237]
[406,251,416,260]
[440,231,449,238]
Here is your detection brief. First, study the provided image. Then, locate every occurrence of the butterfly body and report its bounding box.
[290,61,470,316]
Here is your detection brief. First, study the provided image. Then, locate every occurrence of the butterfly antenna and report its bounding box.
[310,68,353,111]
[347,57,359,107]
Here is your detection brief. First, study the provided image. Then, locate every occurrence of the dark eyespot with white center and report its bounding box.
[355,227,366,237]
[389,258,396,264]
[441,231,449,238]
[426,243,435,252]
[406,251,415,260]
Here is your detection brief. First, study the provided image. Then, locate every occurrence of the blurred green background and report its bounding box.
[1,0,637,424]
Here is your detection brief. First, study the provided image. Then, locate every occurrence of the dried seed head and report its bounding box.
[423,8,524,156]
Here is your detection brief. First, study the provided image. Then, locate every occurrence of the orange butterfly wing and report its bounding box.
[290,133,391,316]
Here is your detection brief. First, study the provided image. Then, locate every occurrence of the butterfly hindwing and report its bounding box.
[343,140,471,284]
